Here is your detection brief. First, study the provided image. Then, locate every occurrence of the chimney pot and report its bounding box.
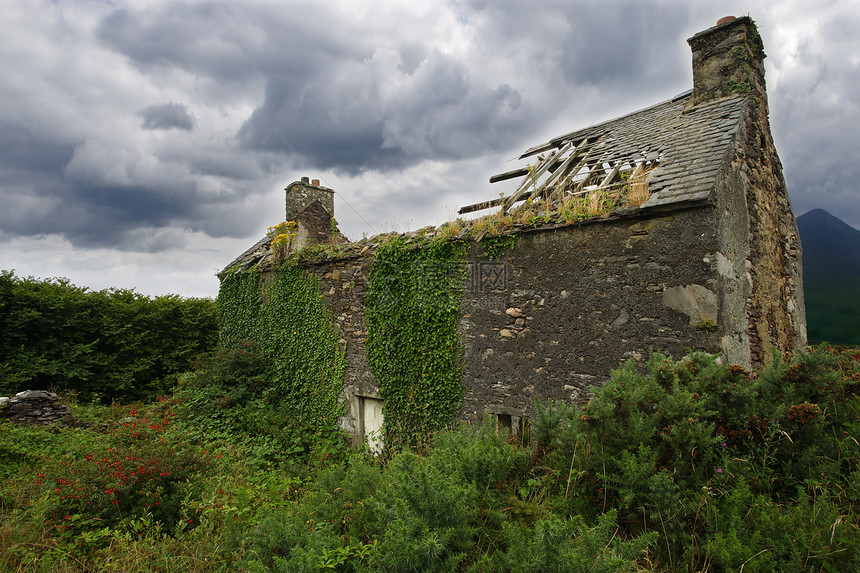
[717,16,736,26]
[312,179,320,186]
[301,176,310,184]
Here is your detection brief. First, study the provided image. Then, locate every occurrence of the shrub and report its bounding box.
[428,417,531,492]
[28,402,208,539]
[0,270,218,401]
[175,343,352,467]
[497,511,656,573]
[531,347,860,571]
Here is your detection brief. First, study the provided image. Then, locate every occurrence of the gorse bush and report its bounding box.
[498,511,656,573]
[528,346,860,571]
[242,419,654,573]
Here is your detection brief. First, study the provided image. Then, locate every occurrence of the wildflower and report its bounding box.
[716,468,723,474]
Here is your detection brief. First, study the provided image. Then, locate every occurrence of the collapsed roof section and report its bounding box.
[462,90,747,215]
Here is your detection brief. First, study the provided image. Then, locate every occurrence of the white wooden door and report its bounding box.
[361,396,384,455]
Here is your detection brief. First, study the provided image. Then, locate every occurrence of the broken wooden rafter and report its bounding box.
[458,192,534,215]
[518,141,557,160]
[488,167,530,184]
[525,148,591,207]
[488,147,572,184]
[501,141,573,213]
[598,163,622,188]
[461,138,661,216]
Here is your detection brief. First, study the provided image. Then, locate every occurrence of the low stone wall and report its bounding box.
[0,391,76,426]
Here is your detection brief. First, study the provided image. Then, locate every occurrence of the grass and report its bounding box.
[1,344,857,571]
[459,163,653,240]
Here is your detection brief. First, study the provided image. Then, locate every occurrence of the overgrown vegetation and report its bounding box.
[467,165,653,240]
[2,345,857,571]
[216,263,346,434]
[365,235,468,449]
[0,271,217,401]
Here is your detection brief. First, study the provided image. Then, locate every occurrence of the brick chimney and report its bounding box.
[284,178,336,250]
[686,16,767,110]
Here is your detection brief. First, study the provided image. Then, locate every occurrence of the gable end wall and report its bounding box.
[739,83,807,367]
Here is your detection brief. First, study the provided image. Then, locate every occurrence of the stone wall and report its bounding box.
[261,200,765,433]
[0,391,76,426]
[302,255,376,439]
[457,207,723,421]
[224,16,806,444]
[686,15,806,368]
[739,70,806,368]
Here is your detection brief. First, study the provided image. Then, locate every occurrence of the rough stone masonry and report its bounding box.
[222,16,805,444]
[0,391,76,426]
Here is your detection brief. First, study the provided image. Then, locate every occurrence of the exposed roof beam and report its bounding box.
[458,192,534,215]
[488,167,530,184]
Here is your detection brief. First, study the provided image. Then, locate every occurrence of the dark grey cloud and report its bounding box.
[0,121,75,175]
[1,0,858,296]
[0,117,264,250]
[237,51,524,173]
[460,0,691,86]
[97,2,362,86]
[0,174,192,250]
[557,5,691,87]
[141,103,195,131]
[767,8,860,229]
[96,2,533,174]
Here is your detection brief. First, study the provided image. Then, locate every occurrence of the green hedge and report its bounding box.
[0,270,218,401]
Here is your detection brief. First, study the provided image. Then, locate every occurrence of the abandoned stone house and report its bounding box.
[222,17,806,450]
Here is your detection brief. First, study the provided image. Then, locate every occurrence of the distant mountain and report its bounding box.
[797,209,860,345]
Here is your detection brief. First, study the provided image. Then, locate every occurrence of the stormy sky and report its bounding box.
[1,0,858,298]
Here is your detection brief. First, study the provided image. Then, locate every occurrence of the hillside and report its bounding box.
[797,208,860,344]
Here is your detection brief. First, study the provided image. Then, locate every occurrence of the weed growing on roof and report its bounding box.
[623,164,652,205]
[267,221,298,263]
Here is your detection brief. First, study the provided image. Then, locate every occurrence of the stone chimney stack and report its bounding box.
[284,177,337,250]
[686,16,767,110]
[286,177,334,221]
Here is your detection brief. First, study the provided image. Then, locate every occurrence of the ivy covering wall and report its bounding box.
[365,237,468,448]
[217,264,346,430]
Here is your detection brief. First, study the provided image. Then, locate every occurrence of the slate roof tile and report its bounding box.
[501,91,747,209]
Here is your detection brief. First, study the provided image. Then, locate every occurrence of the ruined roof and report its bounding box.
[223,235,271,272]
[221,229,358,273]
[468,90,748,214]
[224,91,750,275]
